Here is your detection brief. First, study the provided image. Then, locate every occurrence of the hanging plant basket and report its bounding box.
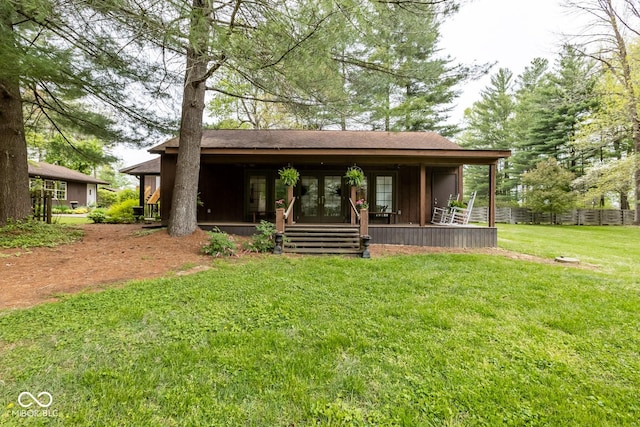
[344,166,365,188]
[278,166,300,187]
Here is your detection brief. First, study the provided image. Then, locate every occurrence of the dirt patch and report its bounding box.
[0,224,582,311]
[0,224,211,310]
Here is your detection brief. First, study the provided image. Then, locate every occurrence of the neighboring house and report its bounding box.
[144,129,511,248]
[28,161,108,208]
[119,157,161,210]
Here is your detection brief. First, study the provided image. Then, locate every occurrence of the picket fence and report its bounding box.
[470,207,635,226]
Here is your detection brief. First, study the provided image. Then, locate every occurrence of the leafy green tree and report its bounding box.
[511,58,551,180]
[344,2,473,135]
[0,0,175,226]
[573,155,635,208]
[571,66,634,208]
[461,68,517,203]
[518,46,599,174]
[522,158,576,216]
[161,0,468,235]
[27,132,117,175]
[565,0,640,223]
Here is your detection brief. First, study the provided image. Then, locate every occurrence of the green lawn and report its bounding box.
[53,215,91,225]
[497,224,640,278]
[1,226,639,425]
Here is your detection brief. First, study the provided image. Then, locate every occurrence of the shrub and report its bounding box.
[202,228,237,257]
[97,188,118,208]
[73,207,89,214]
[87,208,108,224]
[118,188,138,203]
[243,220,276,253]
[106,199,138,223]
[52,204,72,214]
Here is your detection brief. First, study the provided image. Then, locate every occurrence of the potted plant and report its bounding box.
[344,166,365,188]
[355,199,369,211]
[449,199,466,208]
[278,166,300,187]
[275,199,286,209]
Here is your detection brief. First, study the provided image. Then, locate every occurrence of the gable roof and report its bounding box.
[28,161,109,185]
[149,129,511,165]
[120,157,161,175]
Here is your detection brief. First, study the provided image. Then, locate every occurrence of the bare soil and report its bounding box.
[0,224,563,311]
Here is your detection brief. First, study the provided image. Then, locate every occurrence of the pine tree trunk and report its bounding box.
[167,0,209,237]
[0,8,30,226]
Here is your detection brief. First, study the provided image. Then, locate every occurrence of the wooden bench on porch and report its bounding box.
[369,211,399,224]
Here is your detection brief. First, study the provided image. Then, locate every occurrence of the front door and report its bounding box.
[298,174,344,222]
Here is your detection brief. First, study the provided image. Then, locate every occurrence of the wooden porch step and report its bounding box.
[286,227,359,233]
[285,247,362,255]
[285,235,360,241]
[283,224,363,256]
[287,241,360,248]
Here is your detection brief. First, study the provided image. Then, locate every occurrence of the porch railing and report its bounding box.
[284,196,296,225]
[276,197,296,233]
[273,197,370,257]
[348,197,360,223]
[349,198,369,238]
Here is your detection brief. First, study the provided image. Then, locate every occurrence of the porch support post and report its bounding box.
[489,163,497,227]
[359,207,369,236]
[276,208,285,233]
[138,175,145,208]
[420,164,426,226]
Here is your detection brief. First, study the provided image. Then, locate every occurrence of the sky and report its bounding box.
[439,0,582,123]
[115,0,583,168]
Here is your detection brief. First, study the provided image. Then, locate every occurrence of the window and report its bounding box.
[248,175,267,212]
[274,178,287,203]
[36,179,67,200]
[356,177,368,202]
[375,175,393,212]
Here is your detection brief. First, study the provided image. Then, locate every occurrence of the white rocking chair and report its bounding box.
[449,191,477,226]
[431,194,458,225]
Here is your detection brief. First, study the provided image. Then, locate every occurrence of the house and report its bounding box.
[28,161,108,208]
[146,129,510,249]
[120,157,161,216]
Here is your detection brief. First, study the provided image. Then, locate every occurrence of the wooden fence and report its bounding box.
[31,193,53,224]
[470,207,636,226]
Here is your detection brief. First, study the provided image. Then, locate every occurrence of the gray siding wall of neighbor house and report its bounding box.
[63,182,90,207]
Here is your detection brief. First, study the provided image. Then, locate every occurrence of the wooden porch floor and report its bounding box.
[198,222,497,248]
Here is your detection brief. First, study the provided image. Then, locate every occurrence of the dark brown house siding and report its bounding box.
[159,155,177,221]
[197,164,244,222]
[159,162,462,225]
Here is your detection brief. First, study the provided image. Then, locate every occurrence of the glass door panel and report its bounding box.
[298,173,344,222]
[323,176,342,218]
[300,176,318,217]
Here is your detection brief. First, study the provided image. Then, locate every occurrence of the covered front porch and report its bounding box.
[149,129,510,250]
[201,222,497,249]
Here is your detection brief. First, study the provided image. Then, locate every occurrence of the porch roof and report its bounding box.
[28,161,108,185]
[149,129,510,165]
[120,157,161,175]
